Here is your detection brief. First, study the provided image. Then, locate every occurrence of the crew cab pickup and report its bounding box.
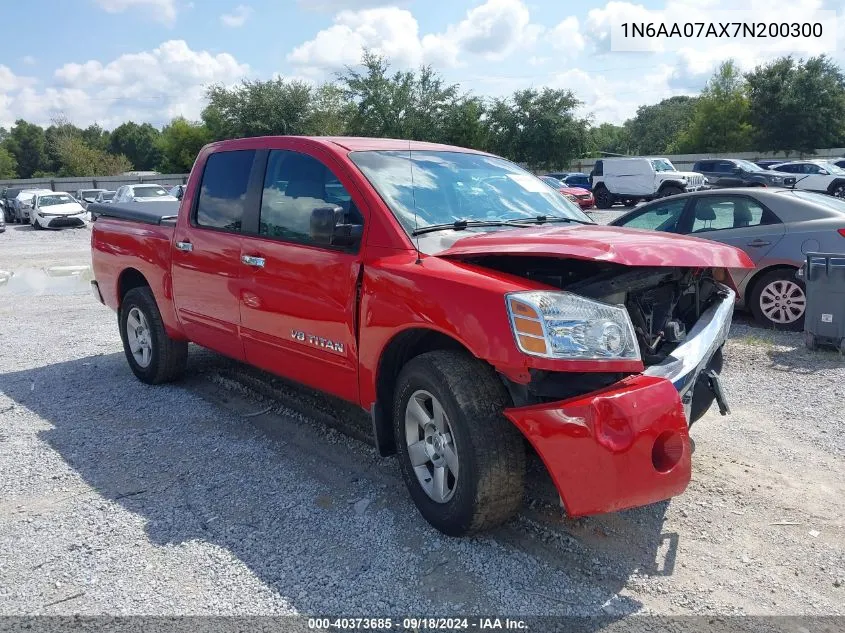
[90,137,753,536]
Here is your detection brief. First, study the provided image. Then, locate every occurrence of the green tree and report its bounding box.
[625,96,699,155]
[442,96,487,149]
[202,78,313,140]
[157,118,211,173]
[669,61,753,153]
[745,55,845,153]
[0,146,17,178]
[81,124,110,151]
[487,88,587,169]
[586,123,631,156]
[303,83,353,136]
[44,118,83,173]
[54,135,132,176]
[108,122,162,170]
[4,120,47,178]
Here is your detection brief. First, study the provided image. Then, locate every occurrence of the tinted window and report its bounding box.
[196,150,256,231]
[715,161,736,173]
[695,161,714,172]
[565,175,590,187]
[691,197,777,233]
[773,164,797,173]
[259,150,362,248]
[617,199,686,232]
[592,161,603,176]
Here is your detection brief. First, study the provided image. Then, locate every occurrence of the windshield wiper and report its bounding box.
[508,215,596,226]
[411,219,526,236]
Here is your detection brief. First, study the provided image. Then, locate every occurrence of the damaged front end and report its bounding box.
[464,255,735,425]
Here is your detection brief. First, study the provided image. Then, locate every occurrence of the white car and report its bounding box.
[30,192,87,230]
[113,184,178,203]
[13,189,54,223]
[769,160,845,197]
[590,157,708,209]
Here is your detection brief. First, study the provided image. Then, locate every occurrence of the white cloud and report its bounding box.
[548,16,585,56]
[288,0,541,72]
[95,0,178,26]
[0,41,248,129]
[297,0,410,10]
[21,56,36,66]
[220,4,253,28]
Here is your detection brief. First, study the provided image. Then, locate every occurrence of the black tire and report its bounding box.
[659,185,684,198]
[828,180,845,198]
[749,268,806,331]
[393,350,525,536]
[33,219,42,230]
[119,286,188,384]
[623,198,638,207]
[594,185,614,209]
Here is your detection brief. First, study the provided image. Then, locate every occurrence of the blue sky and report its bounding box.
[0,0,842,130]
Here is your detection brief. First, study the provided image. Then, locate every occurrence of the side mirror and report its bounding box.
[819,169,829,175]
[310,205,363,248]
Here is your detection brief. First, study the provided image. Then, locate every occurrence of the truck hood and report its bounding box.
[434,224,754,268]
[664,171,703,179]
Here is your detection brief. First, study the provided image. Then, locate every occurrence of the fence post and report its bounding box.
[50,179,55,192]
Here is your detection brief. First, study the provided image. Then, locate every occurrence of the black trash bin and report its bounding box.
[802,253,845,352]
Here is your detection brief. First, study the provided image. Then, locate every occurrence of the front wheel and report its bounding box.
[393,351,525,536]
[749,269,806,331]
[119,286,188,384]
[32,218,42,230]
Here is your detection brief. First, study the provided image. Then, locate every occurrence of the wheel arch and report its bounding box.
[117,267,150,307]
[371,327,481,456]
[742,263,801,305]
[826,178,845,196]
[658,179,686,193]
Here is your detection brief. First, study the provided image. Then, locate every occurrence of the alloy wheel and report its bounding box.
[759,280,806,325]
[404,390,459,504]
[126,307,153,368]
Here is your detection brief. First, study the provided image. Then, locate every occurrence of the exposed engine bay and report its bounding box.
[465,255,726,365]
[459,255,729,406]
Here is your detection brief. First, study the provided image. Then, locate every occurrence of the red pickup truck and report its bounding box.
[90,137,753,536]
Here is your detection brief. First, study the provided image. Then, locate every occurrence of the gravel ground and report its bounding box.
[0,220,843,618]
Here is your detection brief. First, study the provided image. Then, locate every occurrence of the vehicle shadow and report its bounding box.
[1,350,675,619]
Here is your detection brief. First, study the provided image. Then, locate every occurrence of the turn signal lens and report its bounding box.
[838,229,845,237]
[508,298,548,356]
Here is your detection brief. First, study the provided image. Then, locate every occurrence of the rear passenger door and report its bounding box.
[684,195,785,288]
[237,146,367,404]
[171,149,262,361]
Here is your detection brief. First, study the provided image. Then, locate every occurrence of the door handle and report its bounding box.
[175,241,193,252]
[241,255,265,268]
[747,240,771,247]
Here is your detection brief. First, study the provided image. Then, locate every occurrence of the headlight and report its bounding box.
[506,291,640,360]
[769,176,782,183]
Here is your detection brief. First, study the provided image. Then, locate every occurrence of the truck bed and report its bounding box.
[89,201,180,225]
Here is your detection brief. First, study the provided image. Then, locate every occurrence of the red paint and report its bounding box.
[92,136,746,517]
[559,186,595,210]
[504,375,691,516]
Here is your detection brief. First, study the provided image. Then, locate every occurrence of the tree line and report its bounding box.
[1,52,844,180]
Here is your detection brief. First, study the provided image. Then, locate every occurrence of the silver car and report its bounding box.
[609,188,845,330]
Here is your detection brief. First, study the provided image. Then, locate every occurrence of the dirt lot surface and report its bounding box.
[0,219,843,618]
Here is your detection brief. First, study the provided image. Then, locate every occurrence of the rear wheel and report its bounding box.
[749,269,806,331]
[393,350,525,536]
[623,198,638,207]
[829,181,845,198]
[594,186,614,209]
[119,286,188,384]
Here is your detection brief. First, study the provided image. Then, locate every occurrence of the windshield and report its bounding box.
[650,159,676,172]
[540,176,563,188]
[133,186,167,197]
[39,194,75,207]
[735,160,764,172]
[817,161,845,175]
[80,190,101,197]
[780,189,845,212]
[349,150,592,234]
[101,192,115,200]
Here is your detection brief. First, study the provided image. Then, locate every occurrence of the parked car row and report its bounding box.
[609,187,845,330]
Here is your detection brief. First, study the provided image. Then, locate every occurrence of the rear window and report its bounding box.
[779,190,845,213]
[195,150,256,232]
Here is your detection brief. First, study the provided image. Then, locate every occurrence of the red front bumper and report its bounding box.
[577,196,595,210]
[504,375,691,516]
